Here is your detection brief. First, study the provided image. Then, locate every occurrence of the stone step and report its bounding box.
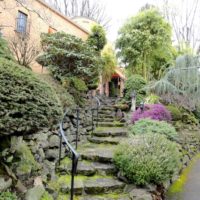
[88,136,123,145]
[94,118,114,122]
[58,158,116,176]
[60,193,130,200]
[80,145,115,163]
[93,127,127,137]
[101,107,115,111]
[98,122,125,127]
[58,175,125,195]
[98,114,115,119]
[98,110,113,115]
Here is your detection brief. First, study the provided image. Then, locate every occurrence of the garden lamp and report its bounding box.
[140,101,145,113]
[131,91,137,111]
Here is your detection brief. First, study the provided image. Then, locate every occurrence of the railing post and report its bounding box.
[70,153,75,200]
[92,108,94,134]
[58,131,62,166]
[76,107,79,150]
[96,102,99,127]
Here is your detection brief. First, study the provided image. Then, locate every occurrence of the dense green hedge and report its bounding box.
[0,58,62,136]
[0,37,13,60]
[129,118,177,141]
[114,134,181,186]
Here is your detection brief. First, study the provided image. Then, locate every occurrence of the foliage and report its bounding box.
[0,192,17,200]
[145,94,160,104]
[132,104,171,123]
[0,37,14,60]
[37,74,75,109]
[166,105,182,121]
[147,55,200,110]
[101,43,117,82]
[0,58,62,136]
[37,32,102,86]
[114,134,181,186]
[41,191,53,200]
[87,24,107,52]
[124,74,146,105]
[116,8,174,81]
[129,118,177,141]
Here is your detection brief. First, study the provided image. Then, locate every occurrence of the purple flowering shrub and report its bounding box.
[132,104,171,123]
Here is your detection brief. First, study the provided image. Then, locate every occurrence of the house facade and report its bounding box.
[0,0,89,73]
[98,67,126,98]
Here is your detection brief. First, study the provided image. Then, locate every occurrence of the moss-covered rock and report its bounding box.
[11,137,40,179]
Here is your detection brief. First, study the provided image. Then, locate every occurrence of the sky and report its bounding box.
[99,0,158,42]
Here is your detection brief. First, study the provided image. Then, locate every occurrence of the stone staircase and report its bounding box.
[57,99,130,200]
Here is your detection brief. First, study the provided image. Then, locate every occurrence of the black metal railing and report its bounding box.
[91,96,101,133]
[58,111,80,200]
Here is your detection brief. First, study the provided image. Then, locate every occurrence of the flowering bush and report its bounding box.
[132,104,171,123]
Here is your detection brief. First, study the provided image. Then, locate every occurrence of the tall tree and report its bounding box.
[116,8,174,81]
[101,43,117,82]
[87,24,107,52]
[47,0,110,28]
[161,0,200,53]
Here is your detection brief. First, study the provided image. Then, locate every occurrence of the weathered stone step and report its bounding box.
[58,175,125,195]
[60,193,130,200]
[58,158,116,176]
[98,114,115,119]
[94,118,114,122]
[80,145,115,163]
[101,107,115,111]
[98,110,113,115]
[98,122,125,127]
[88,136,123,145]
[93,127,127,137]
[78,194,130,200]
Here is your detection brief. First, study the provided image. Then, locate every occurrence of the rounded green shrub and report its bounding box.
[129,118,177,141]
[0,37,13,60]
[124,74,146,104]
[0,191,17,200]
[0,58,62,136]
[166,105,182,121]
[114,134,181,186]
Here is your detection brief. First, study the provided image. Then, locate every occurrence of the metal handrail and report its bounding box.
[91,96,101,133]
[58,111,80,200]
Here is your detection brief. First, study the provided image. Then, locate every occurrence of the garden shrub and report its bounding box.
[145,94,160,104]
[37,74,75,109]
[129,118,178,141]
[166,105,182,121]
[0,37,13,60]
[132,104,171,123]
[124,74,146,104]
[114,134,181,186]
[0,191,17,200]
[0,58,62,136]
[37,32,102,85]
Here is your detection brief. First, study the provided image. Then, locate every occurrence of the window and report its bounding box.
[16,11,28,33]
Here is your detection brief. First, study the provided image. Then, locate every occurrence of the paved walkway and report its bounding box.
[167,158,200,200]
